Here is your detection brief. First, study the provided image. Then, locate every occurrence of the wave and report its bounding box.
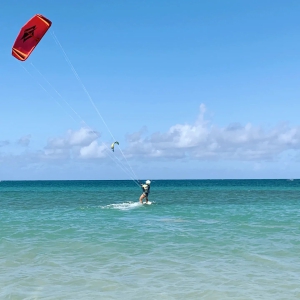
[101,201,143,211]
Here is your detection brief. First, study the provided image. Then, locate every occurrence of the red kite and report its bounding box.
[12,14,52,61]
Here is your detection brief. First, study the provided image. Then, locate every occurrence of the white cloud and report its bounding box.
[126,104,300,162]
[80,140,107,159]
[45,128,100,150]
[41,127,105,161]
[2,105,300,168]
[0,127,110,166]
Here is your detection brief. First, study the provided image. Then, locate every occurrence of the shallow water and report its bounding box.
[1,180,300,299]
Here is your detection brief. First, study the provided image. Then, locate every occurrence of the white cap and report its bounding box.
[145,180,151,185]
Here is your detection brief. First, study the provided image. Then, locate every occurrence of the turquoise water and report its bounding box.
[1,180,300,299]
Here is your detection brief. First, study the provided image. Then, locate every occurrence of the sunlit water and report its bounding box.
[1,180,300,299]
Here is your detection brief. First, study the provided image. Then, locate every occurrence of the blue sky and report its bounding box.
[1,0,300,180]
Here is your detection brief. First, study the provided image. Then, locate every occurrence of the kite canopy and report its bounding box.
[12,14,52,61]
[111,141,119,152]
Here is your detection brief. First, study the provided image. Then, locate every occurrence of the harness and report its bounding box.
[142,184,150,194]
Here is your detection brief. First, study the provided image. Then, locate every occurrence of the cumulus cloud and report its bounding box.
[80,140,107,159]
[125,104,300,162]
[45,127,100,150]
[2,105,300,167]
[0,127,109,166]
[42,127,107,160]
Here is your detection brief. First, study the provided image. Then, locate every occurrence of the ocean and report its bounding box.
[1,179,300,299]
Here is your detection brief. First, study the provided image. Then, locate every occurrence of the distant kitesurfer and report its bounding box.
[139,180,151,204]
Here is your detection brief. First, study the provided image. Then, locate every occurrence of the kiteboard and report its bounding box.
[143,201,152,205]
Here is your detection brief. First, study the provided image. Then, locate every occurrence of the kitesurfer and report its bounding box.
[139,180,151,204]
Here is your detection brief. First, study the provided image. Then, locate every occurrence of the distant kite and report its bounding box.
[111,141,119,152]
[12,14,52,61]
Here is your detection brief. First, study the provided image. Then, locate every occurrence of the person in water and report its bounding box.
[139,180,151,204]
